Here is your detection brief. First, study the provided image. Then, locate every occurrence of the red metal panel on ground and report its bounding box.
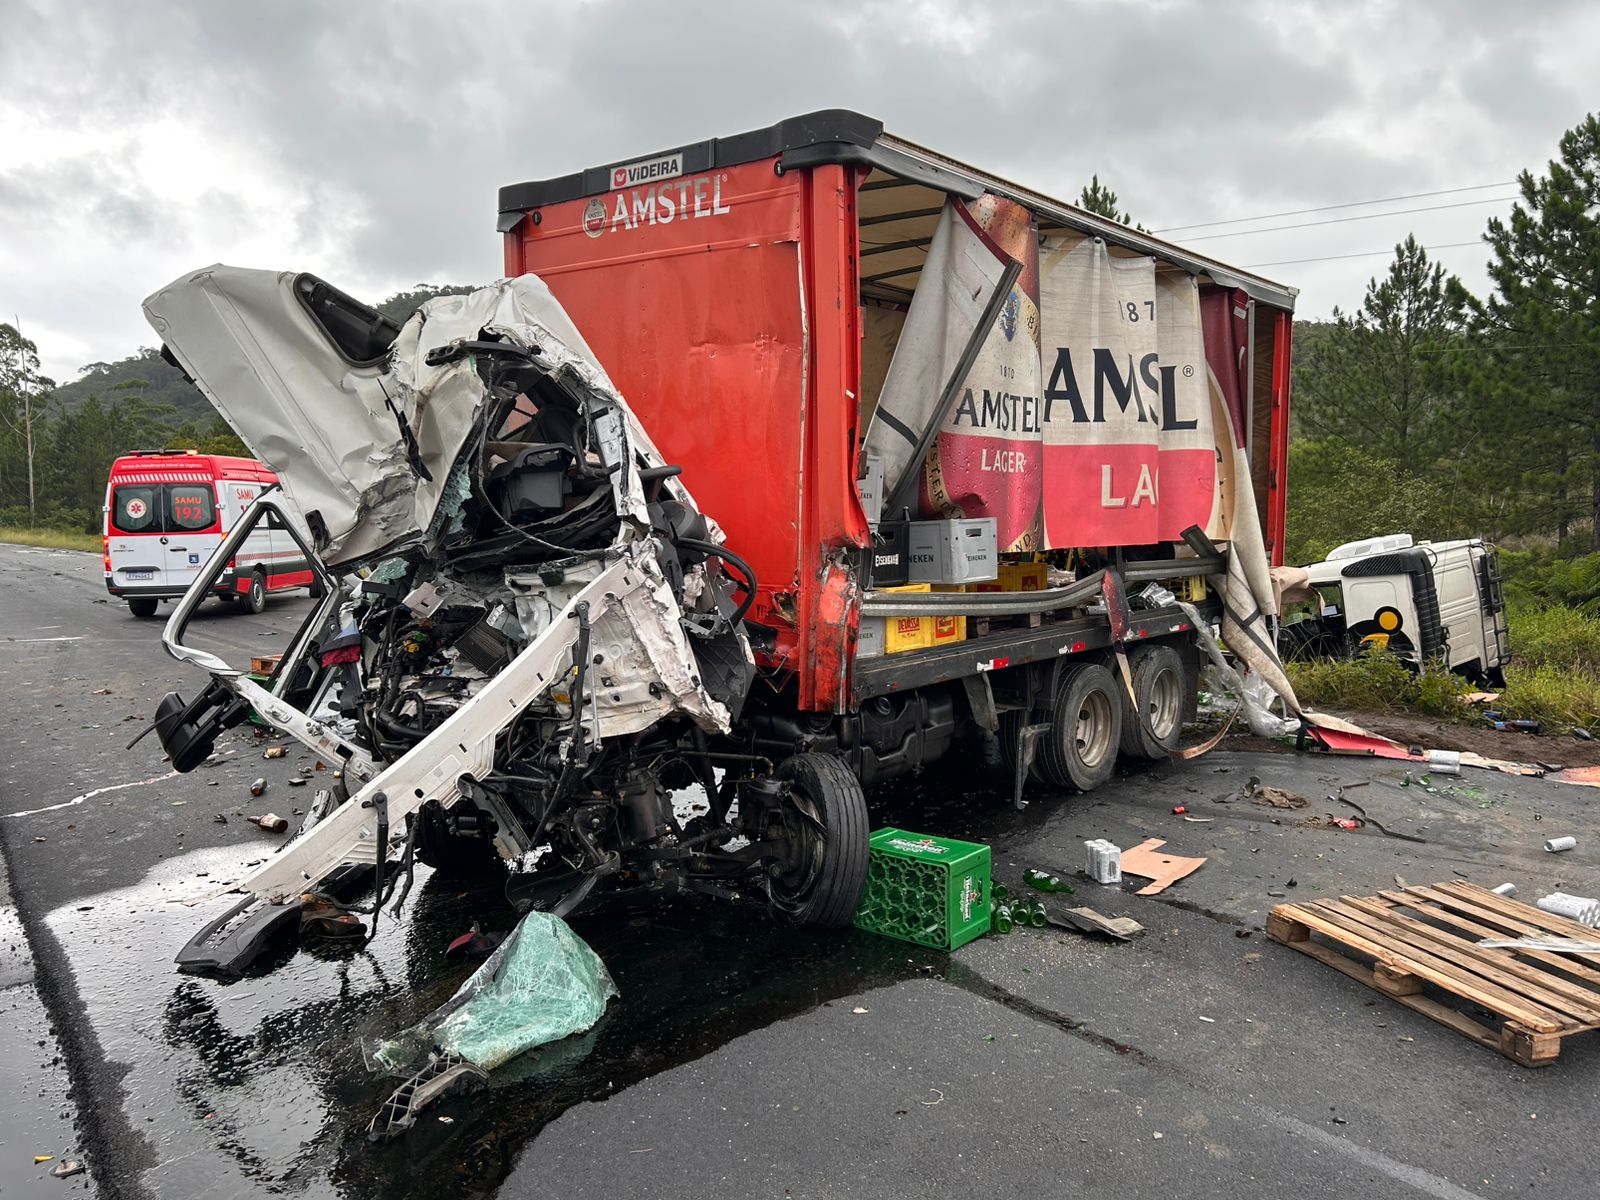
[505,157,864,709]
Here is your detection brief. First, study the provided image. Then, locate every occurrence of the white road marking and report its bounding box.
[4,770,181,819]
[7,636,85,643]
[1253,1107,1490,1200]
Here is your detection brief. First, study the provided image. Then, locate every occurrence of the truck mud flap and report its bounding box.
[1013,722,1049,811]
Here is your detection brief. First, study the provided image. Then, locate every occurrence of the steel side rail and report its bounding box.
[159,494,380,783]
[211,555,640,905]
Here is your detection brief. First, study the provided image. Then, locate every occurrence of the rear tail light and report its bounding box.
[102,537,111,574]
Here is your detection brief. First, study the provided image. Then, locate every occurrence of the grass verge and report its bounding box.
[0,526,101,554]
[1286,605,1600,733]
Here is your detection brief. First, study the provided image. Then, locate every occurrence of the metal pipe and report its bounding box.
[862,571,1105,617]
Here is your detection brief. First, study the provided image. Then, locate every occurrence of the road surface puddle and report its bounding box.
[46,840,937,1197]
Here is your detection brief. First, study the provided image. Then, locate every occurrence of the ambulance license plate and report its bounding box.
[125,570,154,581]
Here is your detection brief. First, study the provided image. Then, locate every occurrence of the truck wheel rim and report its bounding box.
[1146,666,1182,741]
[769,789,825,909]
[1074,690,1114,766]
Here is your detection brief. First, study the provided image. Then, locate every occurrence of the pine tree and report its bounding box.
[1460,113,1600,546]
[1294,236,1466,463]
[1077,175,1138,227]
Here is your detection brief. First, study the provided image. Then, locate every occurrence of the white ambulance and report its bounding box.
[103,450,314,618]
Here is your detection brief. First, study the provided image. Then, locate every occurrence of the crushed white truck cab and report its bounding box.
[1282,534,1510,683]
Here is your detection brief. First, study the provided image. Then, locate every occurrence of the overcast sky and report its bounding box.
[3,0,1595,385]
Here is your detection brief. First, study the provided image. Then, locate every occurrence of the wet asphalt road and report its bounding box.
[3,541,1600,1198]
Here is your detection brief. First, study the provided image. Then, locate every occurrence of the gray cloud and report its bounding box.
[1,0,1595,381]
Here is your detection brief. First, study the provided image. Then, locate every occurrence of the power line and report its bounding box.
[1244,240,1483,268]
[1154,181,1515,233]
[1183,196,1519,243]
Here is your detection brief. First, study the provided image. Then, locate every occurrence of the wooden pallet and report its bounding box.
[1268,881,1600,1066]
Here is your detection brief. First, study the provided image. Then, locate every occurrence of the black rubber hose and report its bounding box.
[677,537,757,626]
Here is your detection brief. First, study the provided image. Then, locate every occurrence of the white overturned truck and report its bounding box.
[144,268,866,973]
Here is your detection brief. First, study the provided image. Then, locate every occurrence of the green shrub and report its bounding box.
[1286,647,1468,715]
[1499,547,1600,613]
[1495,664,1600,731]
[1507,604,1600,673]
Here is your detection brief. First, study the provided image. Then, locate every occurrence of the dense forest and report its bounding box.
[3,115,1596,605]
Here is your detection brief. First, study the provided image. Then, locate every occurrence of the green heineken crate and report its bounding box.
[853,828,991,950]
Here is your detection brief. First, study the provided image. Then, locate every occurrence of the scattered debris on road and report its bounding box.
[250,813,288,833]
[1544,835,1578,853]
[1119,839,1207,896]
[1246,777,1308,809]
[1045,905,1144,941]
[1083,839,1122,883]
[1535,892,1599,926]
[371,911,617,1074]
[367,1052,488,1142]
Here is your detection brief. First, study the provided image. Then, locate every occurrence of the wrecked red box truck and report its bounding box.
[144,111,1300,975]
[499,109,1293,741]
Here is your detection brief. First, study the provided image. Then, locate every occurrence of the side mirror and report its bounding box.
[153,680,251,772]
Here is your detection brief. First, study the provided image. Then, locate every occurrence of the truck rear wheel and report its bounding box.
[128,597,159,619]
[767,753,869,928]
[1119,645,1186,760]
[1037,663,1123,792]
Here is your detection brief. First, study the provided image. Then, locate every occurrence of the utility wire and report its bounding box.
[1153,181,1514,233]
[1244,240,1483,268]
[1182,196,1519,243]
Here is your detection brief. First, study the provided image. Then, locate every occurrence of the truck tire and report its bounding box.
[1118,644,1186,760]
[1037,663,1123,792]
[768,753,869,929]
[413,804,502,878]
[244,569,267,615]
[128,597,159,619]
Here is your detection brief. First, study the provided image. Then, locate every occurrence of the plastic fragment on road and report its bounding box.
[49,1160,85,1178]
[372,911,617,1073]
[367,1052,488,1142]
[1118,838,1207,896]
[1479,936,1600,953]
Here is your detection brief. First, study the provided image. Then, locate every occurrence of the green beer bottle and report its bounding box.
[1023,868,1073,894]
[993,903,1014,934]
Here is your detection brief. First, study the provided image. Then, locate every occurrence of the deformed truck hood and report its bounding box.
[142,266,644,568]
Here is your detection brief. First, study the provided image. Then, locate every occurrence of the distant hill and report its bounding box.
[50,282,479,418]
